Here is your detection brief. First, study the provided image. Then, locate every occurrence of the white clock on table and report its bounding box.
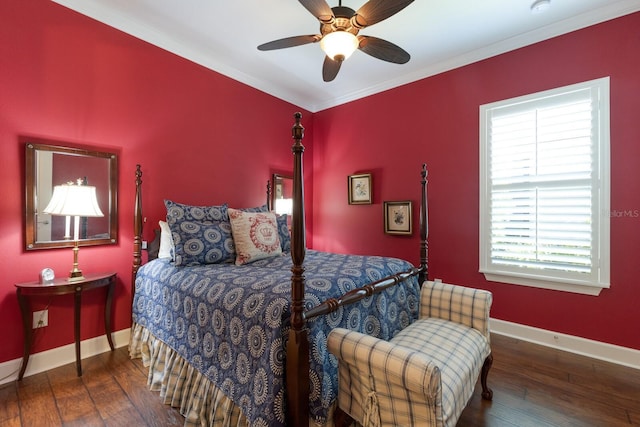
[39,268,55,284]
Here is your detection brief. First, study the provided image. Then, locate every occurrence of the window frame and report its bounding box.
[479,77,610,296]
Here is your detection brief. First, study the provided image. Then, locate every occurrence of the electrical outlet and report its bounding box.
[142,240,148,250]
[33,309,48,328]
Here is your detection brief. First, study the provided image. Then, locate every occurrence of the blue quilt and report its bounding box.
[133,250,420,426]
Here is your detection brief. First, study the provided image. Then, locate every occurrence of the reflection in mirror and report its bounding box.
[272,174,293,216]
[25,142,118,250]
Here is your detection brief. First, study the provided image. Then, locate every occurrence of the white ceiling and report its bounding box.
[52,0,640,112]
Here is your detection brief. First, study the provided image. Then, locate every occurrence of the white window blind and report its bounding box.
[479,78,610,295]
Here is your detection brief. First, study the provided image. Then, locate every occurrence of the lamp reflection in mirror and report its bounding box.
[274,198,293,216]
[43,180,103,281]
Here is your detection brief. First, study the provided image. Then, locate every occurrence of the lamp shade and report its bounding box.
[320,31,359,61]
[43,184,104,217]
[274,198,293,216]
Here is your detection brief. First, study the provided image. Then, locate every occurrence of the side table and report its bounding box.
[15,272,116,380]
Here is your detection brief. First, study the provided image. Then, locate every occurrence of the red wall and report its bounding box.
[0,0,311,363]
[311,13,640,350]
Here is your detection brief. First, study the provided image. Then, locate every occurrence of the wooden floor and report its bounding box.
[1,334,638,426]
[458,335,640,427]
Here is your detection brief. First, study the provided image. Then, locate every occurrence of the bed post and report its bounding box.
[266,180,272,211]
[419,163,428,284]
[132,164,143,304]
[287,112,309,426]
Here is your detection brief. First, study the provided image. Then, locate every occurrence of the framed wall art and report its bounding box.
[384,200,413,235]
[348,173,372,205]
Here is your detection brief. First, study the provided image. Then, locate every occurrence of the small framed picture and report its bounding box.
[384,201,413,235]
[348,173,372,205]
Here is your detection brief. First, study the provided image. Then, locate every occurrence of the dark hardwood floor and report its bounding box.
[1,334,638,426]
[458,335,640,427]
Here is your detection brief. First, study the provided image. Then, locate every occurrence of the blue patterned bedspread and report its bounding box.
[133,250,420,426]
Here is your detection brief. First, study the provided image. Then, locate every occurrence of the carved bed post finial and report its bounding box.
[287,112,309,426]
[292,111,304,141]
[419,163,428,284]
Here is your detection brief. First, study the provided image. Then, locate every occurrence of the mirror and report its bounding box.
[272,173,293,216]
[25,142,118,250]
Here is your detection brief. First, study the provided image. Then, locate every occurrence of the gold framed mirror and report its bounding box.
[25,142,118,250]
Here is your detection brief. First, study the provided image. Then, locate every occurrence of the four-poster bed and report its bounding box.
[130,112,428,426]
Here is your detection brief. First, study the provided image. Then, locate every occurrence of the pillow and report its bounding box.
[228,208,282,265]
[170,219,235,266]
[158,220,174,259]
[239,203,269,213]
[164,200,234,266]
[276,214,291,253]
[164,199,228,225]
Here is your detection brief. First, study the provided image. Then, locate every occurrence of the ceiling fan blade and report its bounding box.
[299,0,334,24]
[322,57,342,82]
[353,0,414,28]
[358,35,410,64]
[258,35,321,51]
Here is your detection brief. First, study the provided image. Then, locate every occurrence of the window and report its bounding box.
[479,78,610,296]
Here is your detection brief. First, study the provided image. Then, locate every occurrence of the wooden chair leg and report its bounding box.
[334,406,356,427]
[481,352,493,400]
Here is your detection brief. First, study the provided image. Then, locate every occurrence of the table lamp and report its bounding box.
[43,181,104,281]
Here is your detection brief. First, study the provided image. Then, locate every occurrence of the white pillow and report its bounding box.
[228,209,282,265]
[158,220,174,259]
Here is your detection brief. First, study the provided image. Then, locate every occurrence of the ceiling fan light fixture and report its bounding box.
[320,31,359,61]
[530,0,551,14]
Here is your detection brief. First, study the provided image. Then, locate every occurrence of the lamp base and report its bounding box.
[67,241,85,282]
[68,270,85,282]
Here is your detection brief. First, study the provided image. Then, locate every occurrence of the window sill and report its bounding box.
[482,272,608,296]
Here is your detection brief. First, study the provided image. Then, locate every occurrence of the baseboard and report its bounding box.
[491,318,640,370]
[0,328,131,385]
[2,322,638,385]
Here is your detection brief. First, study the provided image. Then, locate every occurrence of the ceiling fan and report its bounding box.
[257,0,414,82]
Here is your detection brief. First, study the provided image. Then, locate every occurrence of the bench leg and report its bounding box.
[334,406,355,427]
[481,352,493,400]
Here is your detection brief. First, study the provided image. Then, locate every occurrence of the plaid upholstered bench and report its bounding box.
[327,280,493,427]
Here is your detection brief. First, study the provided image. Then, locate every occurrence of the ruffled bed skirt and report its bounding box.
[129,323,248,427]
[129,323,337,427]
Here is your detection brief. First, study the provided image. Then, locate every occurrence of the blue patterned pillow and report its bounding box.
[170,219,235,266]
[239,204,269,213]
[164,200,234,266]
[164,199,228,225]
[276,214,291,252]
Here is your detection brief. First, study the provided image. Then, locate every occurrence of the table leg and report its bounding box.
[74,287,82,376]
[104,279,115,351]
[17,290,32,381]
